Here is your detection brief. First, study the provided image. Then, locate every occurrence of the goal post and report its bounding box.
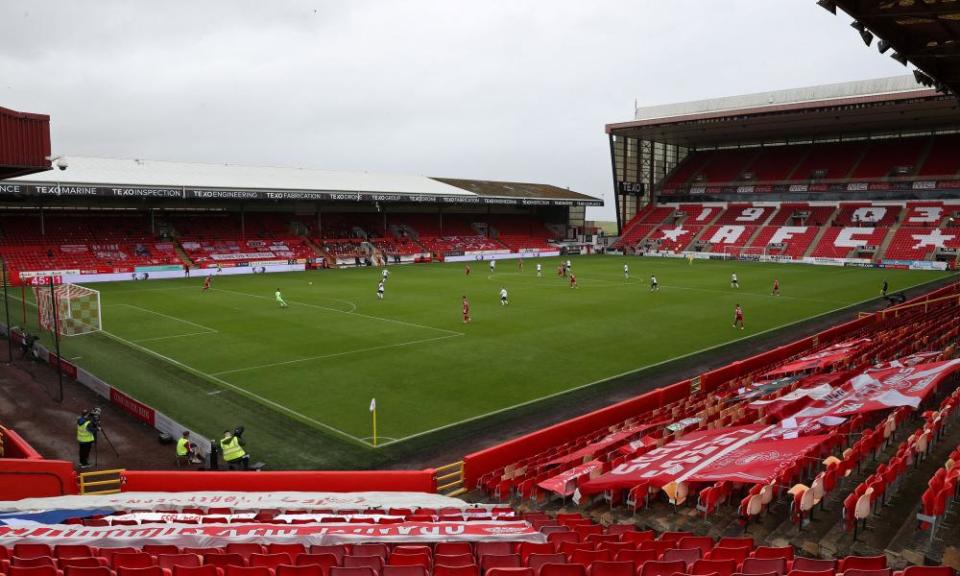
[32,283,102,336]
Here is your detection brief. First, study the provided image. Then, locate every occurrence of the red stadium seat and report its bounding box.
[677,538,715,556]
[663,549,702,568]
[708,549,750,565]
[840,570,890,576]
[519,544,556,563]
[486,569,534,576]
[173,568,221,576]
[692,560,738,576]
[750,549,793,562]
[714,539,752,551]
[539,565,587,576]
[613,550,657,565]
[113,555,156,571]
[15,547,55,561]
[586,561,634,576]
[157,555,202,574]
[60,559,108,570]
[436,555,476,568]
[330,568,377,576]
[477,544,517,558]
[225,547,264,563]
[567,551,610,566]
[63,567,112,576]
[791,561,836,573]
[55,547,95,560]
[527,555,567,573]
[640,561,687,576]
[480,556,522,572]
[14,558,58,568]
[276,567,325,576]
[249,555,293,570]
[205,556,246,569]
[435,545,473,557]
[267,546,306,559]
[838,558,887,572]
[434,565,479,576]
[296,556,339,570]
[741,559,787,576]
[387,556,430,570]
[383,568,427,576]
[343,557,383,571]
[117,568,163,576]
[224,567,271,576]
[10,567,60,576]
[143,547,181,557]
[309,548,347,563]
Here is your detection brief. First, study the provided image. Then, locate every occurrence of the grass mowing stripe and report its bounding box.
[98,329,371,446]
[211,333,463,376]
[134,331,219,343]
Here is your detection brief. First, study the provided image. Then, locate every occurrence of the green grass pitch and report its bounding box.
[8,256,951,468]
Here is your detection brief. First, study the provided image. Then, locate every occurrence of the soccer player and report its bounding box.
[489,259,496,273]
[518,259,524,271]
[772,278,780,296]
[462,296,471,324]
[687,254,694,265]
[536,263,542,277]
[202,275,212,292]
[382,268,389,282]
[570,273,577,288]
[465,264,471,276]
[733,304,744,330]
[275,288,288,308]
[730,273,740,289]
[881,280,889,296]
[624,263,629,280]
[650,275,659,292]
[377,280,385,300]
[499,287,509,306]
[557,264,563,277]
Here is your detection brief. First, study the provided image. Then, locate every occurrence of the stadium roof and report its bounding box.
[0,105,51,179]
[4,156,601,207]
[606,76,960,148]
[828,0,960,97]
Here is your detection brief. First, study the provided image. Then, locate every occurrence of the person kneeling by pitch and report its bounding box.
[220,427,250,470]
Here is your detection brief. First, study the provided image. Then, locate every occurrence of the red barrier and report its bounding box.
[1,426,44,459]
[0,458,76,499]
[462,381,690,488]
[122,470,436,493]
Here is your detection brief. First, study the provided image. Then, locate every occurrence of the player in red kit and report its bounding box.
[202,276,212,292]
[772,279,780,296]
[462,296,471,324]
[570,273,577,288]
[733,304,744,330]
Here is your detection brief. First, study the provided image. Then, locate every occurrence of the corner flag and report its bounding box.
[370,398,377,447]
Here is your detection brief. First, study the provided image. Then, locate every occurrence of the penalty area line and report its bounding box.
[98,329,372,447]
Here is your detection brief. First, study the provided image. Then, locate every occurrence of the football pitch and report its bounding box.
[8,256,953,469]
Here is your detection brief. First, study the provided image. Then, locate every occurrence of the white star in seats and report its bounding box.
[912,228,955,250]
[660,227,689,241]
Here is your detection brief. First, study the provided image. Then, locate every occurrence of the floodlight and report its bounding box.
[817,0,837,14]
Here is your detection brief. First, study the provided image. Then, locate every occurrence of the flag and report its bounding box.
[369,398,376,412]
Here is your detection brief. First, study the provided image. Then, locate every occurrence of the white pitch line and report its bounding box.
[98,329,370,446]
[212,333,463,376]
[134,331,219,344]
[210,287,463,336]
[112,303,219,333]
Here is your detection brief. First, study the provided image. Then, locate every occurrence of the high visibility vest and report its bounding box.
[176,437,190,457]
[77,420,95,443]
[220,437,246,462]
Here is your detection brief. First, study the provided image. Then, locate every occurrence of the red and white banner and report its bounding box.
[763,338,871,377]
[543,422,664,467]
[868,352,943,371]
[0,492,470,515]
[578,425,828,495]
[537,460,602,497]
[747,373,848,417]
[794,359,960,419]
[0,521,543,547]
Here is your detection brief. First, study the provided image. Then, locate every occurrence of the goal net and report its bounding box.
[32,283,102,336]
[722,246,767,261]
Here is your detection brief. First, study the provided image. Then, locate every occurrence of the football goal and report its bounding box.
[32,283,102,336]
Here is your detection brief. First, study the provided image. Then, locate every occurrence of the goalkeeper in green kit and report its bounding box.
[275,288,288,308]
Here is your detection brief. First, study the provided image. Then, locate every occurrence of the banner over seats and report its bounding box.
[794,359,960,419]
[0,521,545,547]
[577,425,828,497]
[762,338,872,377]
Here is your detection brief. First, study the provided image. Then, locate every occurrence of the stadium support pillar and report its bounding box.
[647,139,656,207]
[48,276,63,403]
[608,134,622,233]
[240,208,245,241]
[2,259,10,363]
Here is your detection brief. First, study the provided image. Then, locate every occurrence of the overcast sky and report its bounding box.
[0,1,915,220]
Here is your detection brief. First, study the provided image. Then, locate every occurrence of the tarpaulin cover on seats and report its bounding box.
[578,425,828,495]
[542,422,664,467]
[0,521,545,546]
[794,359,960,419]
[0,492,468,514]
[537,460,603,497]
[762,338,872,377]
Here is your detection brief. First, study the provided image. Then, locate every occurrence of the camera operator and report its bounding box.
[76,408,101,469]
[20,331,38,360]
[219,426,250,470]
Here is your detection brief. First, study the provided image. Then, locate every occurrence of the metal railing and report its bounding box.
[79,468,125,495]
[434,461,466,497]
